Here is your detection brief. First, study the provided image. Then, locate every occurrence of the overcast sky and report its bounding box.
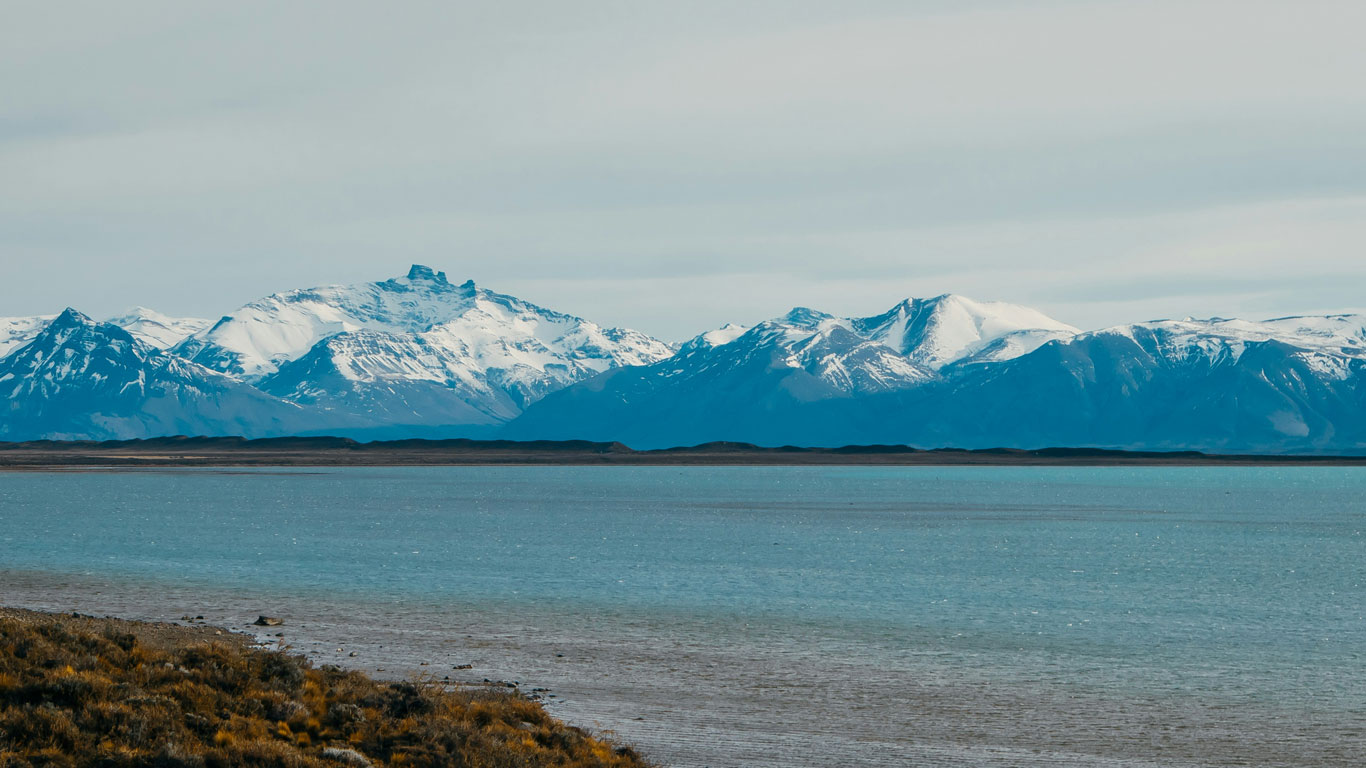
[3,0,1364,341]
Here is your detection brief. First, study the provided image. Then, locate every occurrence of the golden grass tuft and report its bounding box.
[0,610,651,767]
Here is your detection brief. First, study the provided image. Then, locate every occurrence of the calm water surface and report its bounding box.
[2,467,1363,767]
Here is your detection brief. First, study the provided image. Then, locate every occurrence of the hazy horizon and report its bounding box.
[11,260,1366,346]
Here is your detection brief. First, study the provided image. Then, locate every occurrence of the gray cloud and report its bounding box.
[2,0,1364,341]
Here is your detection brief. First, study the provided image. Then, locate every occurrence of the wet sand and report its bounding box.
[3,571,1359,768]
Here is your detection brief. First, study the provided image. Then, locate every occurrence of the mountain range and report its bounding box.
[3,265,1364,452]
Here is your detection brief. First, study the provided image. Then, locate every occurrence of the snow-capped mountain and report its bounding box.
[659,294,1074,397]
[512,304,1366,452]
[2,310,211,360]
[106,307,212,350]
[177,265,670,381]
[676,323,751,353]
[3,268,1364,452]
[1077,315,1366,379]
[0,315,55,359]
[730,307,939,395]
[174,265,474,380]
[904,313,1366,452]
[171,265,674,433]
[0,310,314,441]
[851,294,1079,369]
[507,296,1076,446]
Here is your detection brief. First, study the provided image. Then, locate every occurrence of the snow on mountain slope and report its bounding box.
[176,265,476,380]
[4,309,217,360]
[506,303,948,446]
[175,265,672,386]
[1259,314,1366,352]
[422,286,673,376]
[0,309,315,441]
[0,316,55,359]
[679,323,751,353]
[956,328,1080,366]
[505,308,937,447]
[644,295,1073,398]
[106,307,213,349]
[512,302,1366,451]
[851,294,1080,369]
[170,265,678,429]
[744,308,938,395]
[1084,314,1366,380]
[907,314,1366,453]
[258,304,673,426]
[257,330,516,429]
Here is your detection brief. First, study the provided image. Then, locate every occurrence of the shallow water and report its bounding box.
[2,466,1363,766]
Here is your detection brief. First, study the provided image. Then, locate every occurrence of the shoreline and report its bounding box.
[4,435,1366,469]
[7,569,1363,768]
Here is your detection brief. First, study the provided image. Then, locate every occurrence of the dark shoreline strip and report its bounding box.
[3,436,1366,468]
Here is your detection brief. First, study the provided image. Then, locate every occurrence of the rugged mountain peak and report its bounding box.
[168,266,674,428]
[175,267,490,379]
[34,308,101,348]
[405,264,450,284]
[779,307,835,328]
[51,307,90,326]
[1,309,151,401]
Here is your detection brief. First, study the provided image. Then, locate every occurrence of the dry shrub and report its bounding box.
[0,613,652,768]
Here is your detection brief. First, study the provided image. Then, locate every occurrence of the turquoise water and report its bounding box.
[2,466,1364,765]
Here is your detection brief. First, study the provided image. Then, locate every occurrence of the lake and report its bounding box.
[2,466,1363,766]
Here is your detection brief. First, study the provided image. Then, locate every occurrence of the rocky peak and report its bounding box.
[406,264,449,284]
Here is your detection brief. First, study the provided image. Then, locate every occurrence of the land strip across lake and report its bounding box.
[3,435,1366,469]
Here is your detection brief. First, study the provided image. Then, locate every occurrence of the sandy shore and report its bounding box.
[5,571,1362,768]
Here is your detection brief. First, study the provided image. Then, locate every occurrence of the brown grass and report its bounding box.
[0,610,651,768]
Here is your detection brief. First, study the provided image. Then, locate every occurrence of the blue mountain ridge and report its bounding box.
[3,267,1365,452]
[0,309,319,441]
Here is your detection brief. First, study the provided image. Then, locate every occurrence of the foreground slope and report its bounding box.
[0,309,315,441]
